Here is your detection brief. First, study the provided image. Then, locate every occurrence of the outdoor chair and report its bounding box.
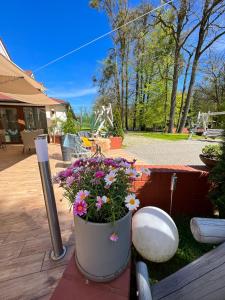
[0,129,6,150]
[78,131,92,138]
[21,129,44,153]
[63,133,91,160]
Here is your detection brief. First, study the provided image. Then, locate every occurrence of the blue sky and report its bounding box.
[0,0,224,113]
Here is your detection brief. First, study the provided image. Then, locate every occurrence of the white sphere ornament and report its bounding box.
[132,206,179,262]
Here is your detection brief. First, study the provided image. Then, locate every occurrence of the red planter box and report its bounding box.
[50,135,61,144]
[134,165,213,217]
[172,128,189,134]
[110,136,123,149]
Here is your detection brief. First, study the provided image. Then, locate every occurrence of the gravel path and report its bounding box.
[123,134,220,165]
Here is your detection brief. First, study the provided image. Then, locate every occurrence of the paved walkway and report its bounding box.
[122,134,220,165]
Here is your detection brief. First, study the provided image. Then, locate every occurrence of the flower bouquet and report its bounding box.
[55,156,150,282]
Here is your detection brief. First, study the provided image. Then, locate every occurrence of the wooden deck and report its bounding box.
[152,242,225,299]
[0,144,75,299]
[0,144,143,299]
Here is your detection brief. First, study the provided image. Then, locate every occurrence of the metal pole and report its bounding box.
[35,135,67,260]
[170,173,177,216]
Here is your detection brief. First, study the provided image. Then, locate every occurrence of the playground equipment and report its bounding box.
[189,111,225,140]
[94,103,113,136]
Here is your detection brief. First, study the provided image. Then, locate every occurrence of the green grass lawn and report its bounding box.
[129,132,201,141]
[133,216,214,283]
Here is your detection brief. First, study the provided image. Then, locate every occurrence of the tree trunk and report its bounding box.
[133,65,139,131]
[168,46,180,133]
[178,0,211,132]
[177,51,193,132]
[179,55,199,131]
[164,63,169,130]
[121,51,125,128]
[114,49,121,107]
[125,44,129,130]
[139,68,145,131]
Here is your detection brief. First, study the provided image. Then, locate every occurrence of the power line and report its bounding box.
[33,0,174,73]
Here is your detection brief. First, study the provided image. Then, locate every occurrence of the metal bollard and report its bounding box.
[35,135,67,260]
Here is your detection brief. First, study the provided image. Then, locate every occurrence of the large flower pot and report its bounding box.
[110,136,123,149]
[74,211,132,282]
[199,154,218,169]
[59,135,73,161]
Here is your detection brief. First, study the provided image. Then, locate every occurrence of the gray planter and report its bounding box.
[59,135,73,161]
[74,211,132,282]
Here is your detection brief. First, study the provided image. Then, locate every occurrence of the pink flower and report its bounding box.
[110,232,119,242]
[96,196,104,210]
[95,171,105,178]
[75,190,90,202]
[73,200,87,216]
[66,176,75,187]
[63,168,73,178]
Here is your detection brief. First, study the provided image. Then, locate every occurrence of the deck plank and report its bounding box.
[152,242,225,299]
[0,265,65,300]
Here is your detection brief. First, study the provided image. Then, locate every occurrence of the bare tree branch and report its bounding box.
[200,30,225,55]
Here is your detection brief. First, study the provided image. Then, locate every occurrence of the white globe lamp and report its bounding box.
[132,206,179,262]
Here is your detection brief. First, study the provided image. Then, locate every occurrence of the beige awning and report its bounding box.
[0,54,44,91]
[0,91,59,106]
[0,53,58,106]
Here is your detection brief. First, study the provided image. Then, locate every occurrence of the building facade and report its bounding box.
[0,39,72,143]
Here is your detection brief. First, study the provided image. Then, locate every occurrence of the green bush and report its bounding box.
[61,109,80,134]
[202,144,222,160]
[209,128,225,218]
[109,107,124,139]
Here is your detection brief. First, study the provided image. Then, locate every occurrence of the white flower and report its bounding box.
[125,194,140,210]
[102,195,110,203]
[125,167,138,179]
[141,167,151,176]
[104,172,116,186]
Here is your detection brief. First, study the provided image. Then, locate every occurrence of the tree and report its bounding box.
[157,0,196,132]
[192,52,225,121]
[90,0,131,128]
[178,0,225,132]
[61,108,80,134]
[111,106,124,138]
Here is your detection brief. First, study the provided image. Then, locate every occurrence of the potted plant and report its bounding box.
[60,109,80,161]
[54,157,150,282]
[48,117,62,144]
[109,107,124,149]
[199,144,222,168]
[209,127,225,217]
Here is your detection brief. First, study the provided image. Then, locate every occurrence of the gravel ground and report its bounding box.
[123,134,220,165]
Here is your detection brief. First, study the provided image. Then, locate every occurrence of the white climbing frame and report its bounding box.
[94,103,113,136]
[197,111,225,131]
[189,110,225,139]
